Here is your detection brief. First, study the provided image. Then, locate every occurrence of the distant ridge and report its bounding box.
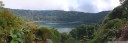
[4,8,110,24]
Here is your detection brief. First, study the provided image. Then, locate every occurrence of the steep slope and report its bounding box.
[89,0,128,43]
[0,8,25,42]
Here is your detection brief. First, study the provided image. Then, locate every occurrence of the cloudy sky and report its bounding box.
[1,0,120,13]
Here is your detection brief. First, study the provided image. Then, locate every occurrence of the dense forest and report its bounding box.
[0,0,128,43]
[6,8,109,24]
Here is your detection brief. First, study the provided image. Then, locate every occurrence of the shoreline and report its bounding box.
[27,21,45,23]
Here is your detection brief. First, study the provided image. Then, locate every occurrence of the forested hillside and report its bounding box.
[1,0,128,43]
[0,8,99,43]
[6,9,109,24]
[89,0,128,43]
[0,8,67,43]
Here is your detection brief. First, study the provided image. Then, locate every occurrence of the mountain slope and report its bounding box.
[6,9,109,24]
[89,0,128,43]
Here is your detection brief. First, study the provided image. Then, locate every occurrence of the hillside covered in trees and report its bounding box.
[0,8,99,43]
[1,0,128,43]
[0,8,67,43]
[6,9,109,24]
[89,0,128,43]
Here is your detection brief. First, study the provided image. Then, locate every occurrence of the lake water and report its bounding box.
[34,21,85,32]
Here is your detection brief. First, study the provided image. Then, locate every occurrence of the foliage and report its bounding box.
[10,28,24,43]
[0,9,24,42]
[0,5,110,43]
[64,37,77,43]
[70,24,99,43]
[0,1,118,43]
[49,28,61,43]
[33,27,62,43]
[35,27,51,40]
[7,9,109,24]
[89,0,128,43]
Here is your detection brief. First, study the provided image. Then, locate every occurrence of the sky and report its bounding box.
[1,0,120,13]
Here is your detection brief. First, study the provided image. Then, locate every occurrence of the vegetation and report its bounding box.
[89,0,128,43]
[2,0,128,43]
[70,24,99,43]
[0,6,60,43]
[0,7,95,43]
[70,24,98,40]
[6,9,109,24]
[0,8,100,43]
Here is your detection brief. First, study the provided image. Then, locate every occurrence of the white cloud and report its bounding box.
[95,0,120,12]
[1,0,120,13]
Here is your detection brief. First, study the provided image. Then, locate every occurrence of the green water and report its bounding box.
[34,21,85,32]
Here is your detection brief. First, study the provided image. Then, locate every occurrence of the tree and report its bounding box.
[89,0,128,43]
[0,1,4,7]
[70,24,98,40]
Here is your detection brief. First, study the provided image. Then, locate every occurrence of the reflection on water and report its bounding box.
[34,21,84,32]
